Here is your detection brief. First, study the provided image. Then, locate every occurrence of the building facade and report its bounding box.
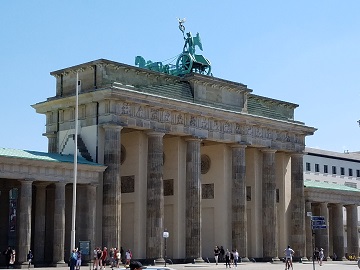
[1,58,324,265]
[303,148,360,260]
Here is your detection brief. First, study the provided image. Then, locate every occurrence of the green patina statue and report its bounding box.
[135,19,211,76]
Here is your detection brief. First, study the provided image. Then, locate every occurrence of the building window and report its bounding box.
[276,189,279,203]
[246,186,251,201]
[357,170,360,177]
[332,166,337,175]
[340,167,345,176]
[324,165,328,174]
[306,162,311,171]
[349,168,353,177]
[315,164,319,173]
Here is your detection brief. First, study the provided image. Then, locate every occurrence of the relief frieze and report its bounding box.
[135,105,145,118]
[150,108,159,120]
[162,110,171,123]
[189,115,196,127]
[176,113,184,125]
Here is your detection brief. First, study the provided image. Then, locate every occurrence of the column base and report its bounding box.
[16,262,33,269]
[301,256,309,262]
[240,257,250,262]
[51,262,67,267]
[154,258,165,264]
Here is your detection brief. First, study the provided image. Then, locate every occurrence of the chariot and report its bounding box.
[135,19,212,76]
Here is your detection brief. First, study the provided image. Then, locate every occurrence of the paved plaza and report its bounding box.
[8,261,358,270]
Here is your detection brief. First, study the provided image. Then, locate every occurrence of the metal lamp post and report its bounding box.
[163,230,169,267]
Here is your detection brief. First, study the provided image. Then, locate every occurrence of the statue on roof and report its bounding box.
[135,18,211,76]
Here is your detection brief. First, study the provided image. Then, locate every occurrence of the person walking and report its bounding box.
[233,249,239,268]
[27,250,33,269]
[69,249,78,270]
[225,249,231,268]
[284,245,295,270]
[219,246,225,263]
[319,248,324,266]
[214,246,220,265]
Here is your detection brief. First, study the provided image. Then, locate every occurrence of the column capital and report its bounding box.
[184,136,203,142]
[101,124,124,131]
[291,151,305,157]
[54,181,67,187]
[231,143,247,149]
[42,131,57,138]
[19,179,34,185]
[146,131,165,137]
[261,148,277,154]
[34,182,49,188]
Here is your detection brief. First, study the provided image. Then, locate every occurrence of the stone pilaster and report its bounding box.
[0,186,10,257]
[261,149,278,260]
[45,132,58,153]
[53,182,66,265]
[34,183,48,264]
[102,125,123,249]
[345,204,359,258]
[85,184,97,261]
[146,132,165,260]
[305,201,313,259]
[231,144,248,260]
[290,153,307,260]
[331,204,345,260]
[185,138,203,262]
[319,202,330,259]
[17,180,33,265]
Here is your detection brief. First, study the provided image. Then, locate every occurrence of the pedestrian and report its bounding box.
[3,246,12,269]
[27,250,33,269]
[76,250,82,270]
[69,249,77,270]
[97,247,103,269]
[284,245,294,270]
[219,246,225,262]
[225,249,231,268]
[101,247,108,269]
[214,246,220,265]
[233,249,239,268]
[125,250,132,266]
[319,248,324,266]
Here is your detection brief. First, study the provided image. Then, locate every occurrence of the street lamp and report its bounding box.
[163,229,169,267]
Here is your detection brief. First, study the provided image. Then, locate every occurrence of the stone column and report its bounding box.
[45,132,58,153]
[345,204,359,258]
[305,201,313,259]
[261,149,278,260]
[331,204,345,260]
[102,125,123,249]
[290,153,307,260]
[17,180,33,265]
[34,183,48,264]
[146,132,165,261]
[0,187,10,258]
[231,144,248,260]
[319,202,330,260]
[53,182,66,265]
[185,138,203,262]
[85,184,97,261]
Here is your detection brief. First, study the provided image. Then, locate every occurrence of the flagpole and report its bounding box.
[71,72,79,253]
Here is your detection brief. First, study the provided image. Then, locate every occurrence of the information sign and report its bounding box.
[79,241,90,255]
[311,216,325,221]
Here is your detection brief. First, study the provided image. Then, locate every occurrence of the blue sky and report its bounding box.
[1,1,360,153]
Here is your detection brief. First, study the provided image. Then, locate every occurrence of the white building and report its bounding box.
[304,147,360,258]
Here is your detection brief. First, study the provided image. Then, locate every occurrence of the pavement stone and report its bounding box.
[9,261,359,270]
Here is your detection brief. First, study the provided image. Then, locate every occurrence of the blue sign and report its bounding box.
[311,216,325,221]
[312,225,327,230]
[312,220,326,226]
